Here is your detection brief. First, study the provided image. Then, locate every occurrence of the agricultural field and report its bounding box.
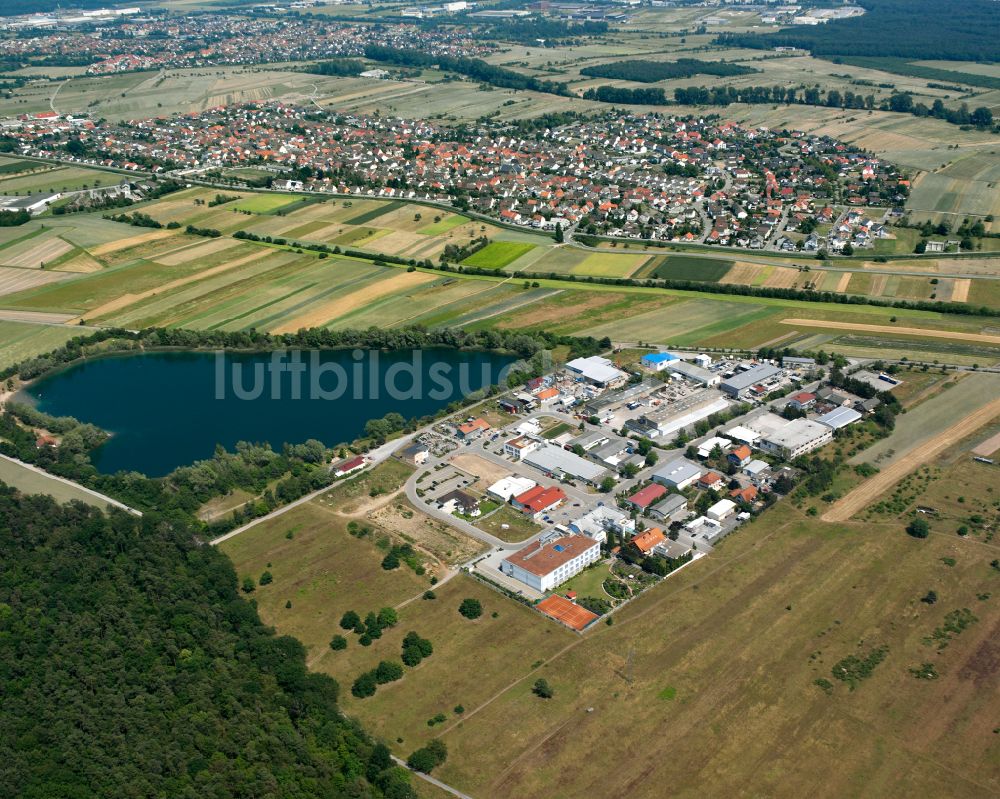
[462,241,536,270]
[0,164,122,195]
[0,320,85,370]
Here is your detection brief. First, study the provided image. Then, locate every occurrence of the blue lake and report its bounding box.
[22,349,516,476]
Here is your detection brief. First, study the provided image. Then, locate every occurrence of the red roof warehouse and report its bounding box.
[627,483,667,509]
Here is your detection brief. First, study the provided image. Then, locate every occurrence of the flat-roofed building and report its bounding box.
[759,418,832,459]
[651,457,702,490]
[487,475,537,502]
[565,356,627,388]
[720,364,783,398]
[523,444,607,484]
[667,359,720,387]
[816,406,863,430]
[500,535,602,592]
[650,492,689,522]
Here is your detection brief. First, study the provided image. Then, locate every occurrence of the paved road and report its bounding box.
[0,453,143,516]
[389,756,475,799]
[210,432,416,546]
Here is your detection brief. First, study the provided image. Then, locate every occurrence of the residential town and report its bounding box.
[2,102,907,249]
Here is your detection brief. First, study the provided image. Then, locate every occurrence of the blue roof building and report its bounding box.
[641,352,678,371]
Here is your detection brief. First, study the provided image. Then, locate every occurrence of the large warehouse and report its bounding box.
[523,444,607,483]
[500,535,602,592]
[720,364,783,398]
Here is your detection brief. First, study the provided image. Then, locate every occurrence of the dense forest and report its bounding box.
[478,15,608,45]
[580,58,757,83]
[0,0,110,15]
[0,485,418,798]
[303,58,367,77]
[716,0,1000,62]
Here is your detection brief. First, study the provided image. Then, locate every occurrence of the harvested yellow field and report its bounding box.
[271,270,437,333]
[79,248,272,322]
[154,237,240,266]
[1,235,73,268]
[869,273,889,296]
[720,262,763,285]
[833,272,852,292]
[762,266,801,289]
[951,278,971,302]
[357,229,425,256]
[54,251,103,273]
[88,228,176,256]
[781,318,1000,345]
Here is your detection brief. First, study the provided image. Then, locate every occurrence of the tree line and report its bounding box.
[581,58,757,84]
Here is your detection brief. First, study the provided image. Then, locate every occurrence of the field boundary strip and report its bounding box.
[781,317,1000,345]
[822,396,1000,522]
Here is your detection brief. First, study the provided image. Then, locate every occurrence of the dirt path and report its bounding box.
[781,317,1000,345]
[823,396,1000,522]
[271,270,437,333]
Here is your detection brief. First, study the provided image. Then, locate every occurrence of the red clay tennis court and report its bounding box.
[536,594,599,631]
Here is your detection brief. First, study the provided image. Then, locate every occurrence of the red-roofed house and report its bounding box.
[728,444,752,468]
[698,472,725,491]
[730,485,758,504]
[333,455,366,477]
[631,527,666,555]
[456,418,491,439]
[788,392,817,411]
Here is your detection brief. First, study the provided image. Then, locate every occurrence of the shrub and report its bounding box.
[339,610,360,630]
[458,598,482,619]
[375,660,404,684]
[381,550,400,570]
[532,678,553,698]
[259,570,273,585]
[407,740,447,773]
[377,606,398,628]
[907,518,930,538]
[329,635,348,651]
[423,590,436,600]
[351,671,377,699]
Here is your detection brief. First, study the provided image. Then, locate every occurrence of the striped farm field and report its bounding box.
[581,298,772,344]
[0,265,70,297]
[0,233,73,269]
[461,241,535,269]
[571,251,649,277]
[343,200,406,226]
[231,193,301,214]
[643,254,733,282]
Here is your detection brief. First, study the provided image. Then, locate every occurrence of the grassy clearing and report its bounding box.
[0,456,112,509]
[219,498,430,665]
[430,498,1000,798]
[311,576,574,747]
[462,242,536,270]
[474,505,542,543]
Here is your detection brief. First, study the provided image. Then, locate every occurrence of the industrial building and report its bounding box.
[720,364,783,398]
[641,351,679,371]
[816,406,863,430]
[523,444,607,483]
[564,355,628,388]
[666,359,720,387]
[500,535,602,592]
[651,457,702,490]
[758,418,832,459]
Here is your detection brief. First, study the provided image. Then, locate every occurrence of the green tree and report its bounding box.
[340,610,360,630]
[375,660,405,684]
[329,634,348,651]
[241,576,255,593]
[259,570,273,585]
[907,518,930,539]
[458,598,482,619]
[352,671,378,698]
[532,678,554,698]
